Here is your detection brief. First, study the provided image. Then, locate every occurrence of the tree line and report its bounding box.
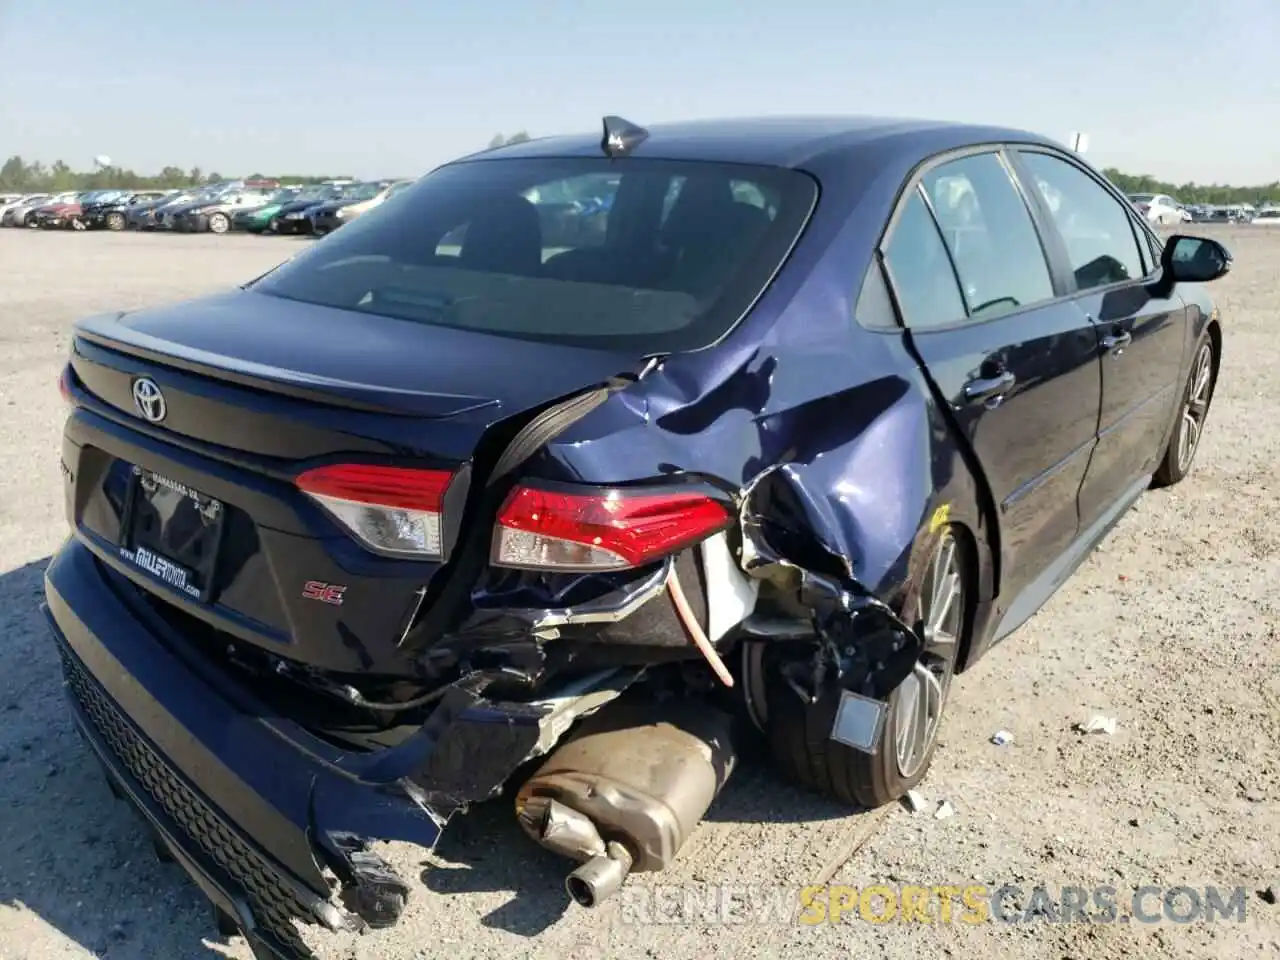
[1095,168,1275,206]
[0,156,353,193]
[2,149,1274,206]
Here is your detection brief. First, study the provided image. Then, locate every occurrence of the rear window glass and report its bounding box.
[252,157,817,353]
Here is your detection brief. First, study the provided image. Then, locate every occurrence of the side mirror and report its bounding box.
[1162,234,1232,284]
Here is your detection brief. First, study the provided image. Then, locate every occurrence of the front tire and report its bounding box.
[1154,335,1216,486]
[105,211,126,232]
[763,528,968,807]
[207,212,230,235]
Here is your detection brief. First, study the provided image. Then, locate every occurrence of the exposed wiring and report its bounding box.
[667,568,735,688]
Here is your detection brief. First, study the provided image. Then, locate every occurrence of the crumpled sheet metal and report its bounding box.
[738,462,924,704]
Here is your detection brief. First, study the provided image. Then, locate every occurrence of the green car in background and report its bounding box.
[231,188,301,232]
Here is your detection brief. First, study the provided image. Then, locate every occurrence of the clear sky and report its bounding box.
[0,0,1275,184]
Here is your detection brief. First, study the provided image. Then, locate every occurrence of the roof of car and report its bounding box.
[460,115,1063,169]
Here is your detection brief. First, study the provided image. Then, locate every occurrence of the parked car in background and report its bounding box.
[2,193,59,227]
[308,180,414,234]
[31,191,98,229]
[230,188,300,232]
[81,190,172,231]
[1129,193,1183,225]
[171,188,277,234]
[1250,208,1280,225]
[269,184,349,234]
[153,186,236,230]
[126,191,197,230]
[0,193,48,225]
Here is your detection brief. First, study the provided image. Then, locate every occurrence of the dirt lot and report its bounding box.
[0,227,1276,960]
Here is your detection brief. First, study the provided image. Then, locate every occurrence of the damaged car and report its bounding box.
[45,115,1230,959]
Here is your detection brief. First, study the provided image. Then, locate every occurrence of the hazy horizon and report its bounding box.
[1,0,1276,185]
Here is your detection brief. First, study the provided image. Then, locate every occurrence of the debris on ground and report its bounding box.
[934,800,956,820]
[1077,715,1118,736]
[903,789,929,814]
[990,730,1014,746]
[1258,886,1277,906]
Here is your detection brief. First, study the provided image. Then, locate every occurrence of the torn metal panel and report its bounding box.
[737,461,925,711]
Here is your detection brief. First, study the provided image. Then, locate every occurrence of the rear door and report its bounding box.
[1010,148,1188,529]
[881,148,1102,607]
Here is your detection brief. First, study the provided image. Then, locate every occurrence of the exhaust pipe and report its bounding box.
[518,795,635,906]
[566,841,634,907]
[516,698,736,907]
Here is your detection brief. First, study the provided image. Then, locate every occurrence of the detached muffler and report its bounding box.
[515,699,736,907]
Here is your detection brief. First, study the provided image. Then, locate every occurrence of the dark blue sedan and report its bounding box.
[46,115,1229,957]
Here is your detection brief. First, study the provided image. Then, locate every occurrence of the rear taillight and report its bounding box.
[492,485,733,571]
[295,464,454,559]
[58,366,73,404]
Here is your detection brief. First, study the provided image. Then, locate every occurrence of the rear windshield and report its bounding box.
[252,157,817,353]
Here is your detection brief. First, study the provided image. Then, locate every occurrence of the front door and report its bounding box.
[1011,149,1189,529]
[881,150,1103,608]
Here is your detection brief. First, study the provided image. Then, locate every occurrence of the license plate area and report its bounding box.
[119,467,225,603]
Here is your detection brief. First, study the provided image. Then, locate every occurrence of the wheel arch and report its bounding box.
[1206,317,1222,386]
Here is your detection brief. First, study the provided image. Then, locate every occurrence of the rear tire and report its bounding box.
[105,211,126,232]
[763,528,968,807]
[1153,335,1216,487]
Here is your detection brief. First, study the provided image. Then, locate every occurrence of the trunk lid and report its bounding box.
[66,290,642,677]
[74,289,642,445]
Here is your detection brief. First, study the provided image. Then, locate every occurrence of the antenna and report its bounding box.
[601,116,648,158]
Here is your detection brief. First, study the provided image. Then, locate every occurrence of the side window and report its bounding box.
[922,153,1055,320]
[881,188,967,329]
[853,259,899,330]
[1018,151,1146,290]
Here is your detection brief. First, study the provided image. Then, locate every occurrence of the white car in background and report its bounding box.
[0,194,35,222]
[1251,207,1280,225]
[1128,193,1183,225]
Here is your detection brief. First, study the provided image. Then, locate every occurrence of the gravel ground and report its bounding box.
[0,227,1276,960]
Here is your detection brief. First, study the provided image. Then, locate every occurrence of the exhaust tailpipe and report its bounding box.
[566,841,634,907]
[515,698,736,907]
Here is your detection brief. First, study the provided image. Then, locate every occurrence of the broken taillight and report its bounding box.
[492,485,733,571]
[295,464,454,559]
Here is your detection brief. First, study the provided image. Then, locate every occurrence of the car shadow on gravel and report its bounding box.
[421,727,856,937]
[0,558,233,960]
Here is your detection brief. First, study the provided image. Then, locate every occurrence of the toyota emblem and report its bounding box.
[131,377,167,423]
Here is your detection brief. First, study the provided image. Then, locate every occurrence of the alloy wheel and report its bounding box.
[208,213,230,235]
[895,531,963,780]
[1177,342,1213,473]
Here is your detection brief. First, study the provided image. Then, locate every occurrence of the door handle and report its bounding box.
[962,370,1016,405]
[1100,330,1132,353]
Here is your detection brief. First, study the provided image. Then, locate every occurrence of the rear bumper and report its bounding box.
[58,646,317,959]
[43,539,448,955]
